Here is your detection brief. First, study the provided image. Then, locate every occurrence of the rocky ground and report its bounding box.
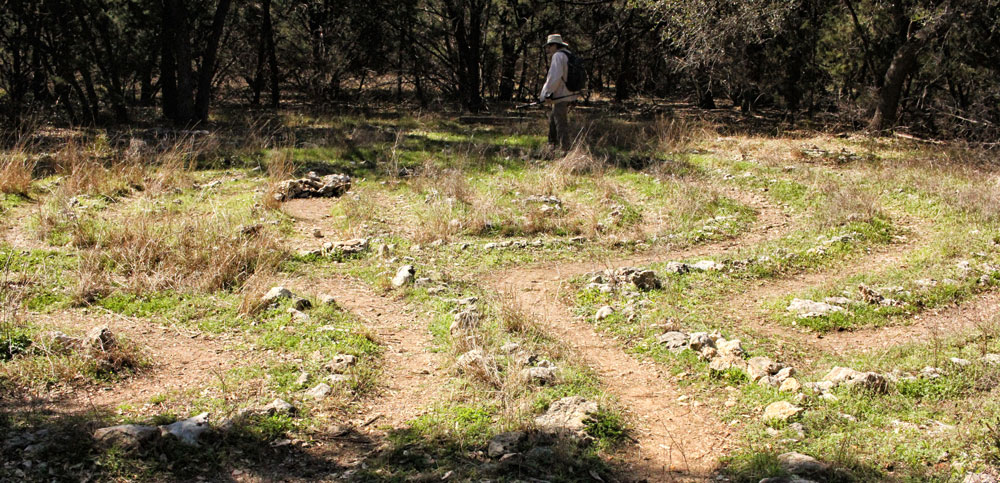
[1,114,999,482]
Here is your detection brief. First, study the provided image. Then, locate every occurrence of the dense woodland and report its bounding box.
[0,0,998,137]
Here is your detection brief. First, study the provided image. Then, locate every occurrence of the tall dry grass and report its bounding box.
[68,210,285,298]
[0,154,35,196]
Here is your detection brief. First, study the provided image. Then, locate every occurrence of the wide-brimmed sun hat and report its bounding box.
[544,34,569,48]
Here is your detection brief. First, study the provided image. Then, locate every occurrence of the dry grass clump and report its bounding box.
[552,143,607,176]
[654,117,715,153]
[0,154,35,196]
[263,148,298,210]
[69,211,285,297]
[813,179,885,228]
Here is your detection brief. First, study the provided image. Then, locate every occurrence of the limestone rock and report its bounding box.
[710,354,746,372]
[273,173,351,202]
[161,412,211,446]
[950,357,972,367]
[984,354,1000,366]
[595,305,615,321]
[747,357,781,383]
[778,452,829,477]
[305,383,332,399]
[630,270,661,290]
[658,331,689,352]
[318,293,337,306]
[717,338,744,358]
[964,473,999,483]
[691,260,724,271]
[86,326,116,351]
[487,431,525,458]
[286,307,309,321]
[688,332,714,351]
[262,398,295,416]
[523,366,558,384]
[326,354,356,373]
[779,378,801,393]
[787,298,844,317]
[262,286,293,305]
[535,396,598,434]
[93,424,159,450]
[763,401,802,421]
[665,261,691,274]
[392,265,416,287]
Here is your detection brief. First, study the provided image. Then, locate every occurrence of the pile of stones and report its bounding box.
[272,172,351,202]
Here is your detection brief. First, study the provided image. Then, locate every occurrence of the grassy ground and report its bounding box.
[1,109,999,481]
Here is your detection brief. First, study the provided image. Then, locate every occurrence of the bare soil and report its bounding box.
[284,274,445,432]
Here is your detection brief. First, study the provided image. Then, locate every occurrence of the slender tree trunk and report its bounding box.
[869,1,957,130]
[195,0,232,122]
[263,0,279,108]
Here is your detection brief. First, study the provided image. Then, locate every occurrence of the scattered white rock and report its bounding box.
[86,326,116,351]
[950,357,972,367]
[984,354,1000,365]
[534,396,599,434]
[665,261,690,274]
[318,293,337,306]
[787,298,845,317]
[778,452,829,476]
[273,173,351,202]
[161,413,211,446]
[326,354,356,373]
[392,265,416,287]
[262,399,296,416]
[716,338,744,358]
[691,260,724,271]
[658,331,689,352]
[595,305,615,321]
[763,401,802,421]
[780,377,801,393]
[286,307,309,322]
[305,383,332,400]
[262,286,293,305]
[487,431,525,458]
[964,472,999,483]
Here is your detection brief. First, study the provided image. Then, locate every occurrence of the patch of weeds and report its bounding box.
[584,407,627,448]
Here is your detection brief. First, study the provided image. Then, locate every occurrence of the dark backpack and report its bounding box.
[563,50,587,92]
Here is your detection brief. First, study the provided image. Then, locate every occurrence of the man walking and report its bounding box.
[540,34,579,151]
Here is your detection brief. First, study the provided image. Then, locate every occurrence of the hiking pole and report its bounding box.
[514,93,577,109]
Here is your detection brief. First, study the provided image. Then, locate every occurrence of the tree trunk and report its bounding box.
[264,0,279,108]
[869,1,958,130]
[195,0,232,122]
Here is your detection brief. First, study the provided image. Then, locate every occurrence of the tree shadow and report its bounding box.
[0,393,374,481]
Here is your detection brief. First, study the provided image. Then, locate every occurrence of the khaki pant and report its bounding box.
[548,102,571,150]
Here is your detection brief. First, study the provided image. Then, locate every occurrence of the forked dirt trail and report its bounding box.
[480,193,792,479]
[496,275,735,479]
[286,274,444,431]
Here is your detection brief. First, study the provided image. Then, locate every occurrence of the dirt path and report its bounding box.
[495,274,735,479]
[810,291,1000,354]
[32,309,242,412]
[285,274,444,432]
[475,191,792,479]
[280,198,342,251]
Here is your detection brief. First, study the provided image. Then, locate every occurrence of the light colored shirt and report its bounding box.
[539,49,579,103]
